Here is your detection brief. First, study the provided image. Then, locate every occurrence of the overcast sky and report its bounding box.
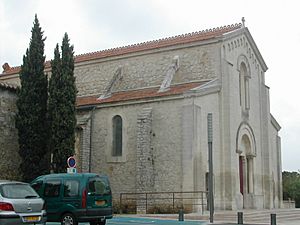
[1,0,299,171]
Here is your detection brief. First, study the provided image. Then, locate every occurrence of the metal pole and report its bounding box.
[145,193,148,214]
[179,209,184,221]
[271,213,276,225]
[207,113,214,223]
[201,191,204,215]
[119,193,122,214]
[238,211,243,224]
[173,192,175,213]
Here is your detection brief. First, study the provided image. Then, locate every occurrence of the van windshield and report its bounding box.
[88,177,111,195]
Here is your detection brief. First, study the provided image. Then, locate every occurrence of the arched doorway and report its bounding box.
[236,123,256,209]
[240,135,254,195]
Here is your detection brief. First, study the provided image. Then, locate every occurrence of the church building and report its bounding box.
[0,22,282,210]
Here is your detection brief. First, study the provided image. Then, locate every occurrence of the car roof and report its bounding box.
[32,173,108,181]
[0,180,27,185]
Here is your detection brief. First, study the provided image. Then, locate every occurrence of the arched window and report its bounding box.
[239,62,250,111]
[112,115,122,156]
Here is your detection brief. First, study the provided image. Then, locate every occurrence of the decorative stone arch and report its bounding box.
[236,122,256,201]
[236,122,256,155]
[237,54,251,78]
[237,54,251,115]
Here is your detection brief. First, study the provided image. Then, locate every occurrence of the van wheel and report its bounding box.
[61,213,78,225]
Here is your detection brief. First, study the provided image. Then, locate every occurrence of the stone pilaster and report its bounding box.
[80,120,91,173]
[76,111,93,173]
[136,107,153,213]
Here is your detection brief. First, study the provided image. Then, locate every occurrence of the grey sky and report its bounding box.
[1,0,299,171]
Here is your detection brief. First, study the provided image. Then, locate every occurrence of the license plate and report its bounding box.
[24,216,40,222]
[95,200,105,206]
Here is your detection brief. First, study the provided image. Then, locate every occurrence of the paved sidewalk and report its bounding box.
[128,208,300,225]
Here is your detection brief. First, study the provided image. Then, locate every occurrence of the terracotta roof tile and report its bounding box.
[76,81,208,107]
[1,23,242,76]
[75,23,242,63]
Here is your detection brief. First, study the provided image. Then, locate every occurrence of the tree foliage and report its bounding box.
[48,33,77,173]
[282,171,300,207]
[16,15,49,182]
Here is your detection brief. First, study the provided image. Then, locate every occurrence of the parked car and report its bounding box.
[0,180,47,225]
[31,173,113,225]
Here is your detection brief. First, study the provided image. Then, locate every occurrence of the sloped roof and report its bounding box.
[1,23,242,76]
[77,81,209,107]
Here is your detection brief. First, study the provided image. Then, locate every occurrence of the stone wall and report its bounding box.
[88,99,184,196]
[0,86,21,180]
[75,44,219,97]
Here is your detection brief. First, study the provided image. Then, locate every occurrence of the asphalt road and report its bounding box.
[46,217,207,224]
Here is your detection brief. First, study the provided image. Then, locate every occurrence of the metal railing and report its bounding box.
[119,190,208,214]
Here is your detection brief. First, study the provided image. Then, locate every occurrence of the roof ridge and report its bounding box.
[76,23,242,59]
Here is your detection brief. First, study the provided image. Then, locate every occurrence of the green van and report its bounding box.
[31,173,113,225]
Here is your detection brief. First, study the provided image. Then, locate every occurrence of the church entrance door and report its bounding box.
[239,156,244,196]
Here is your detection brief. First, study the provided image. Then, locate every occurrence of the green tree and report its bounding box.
[16,15,49,182]
[48,33,77,173]
[282,171,300,207]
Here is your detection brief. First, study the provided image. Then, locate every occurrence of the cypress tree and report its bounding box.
[16,15,49,182]
[49,33,77,173]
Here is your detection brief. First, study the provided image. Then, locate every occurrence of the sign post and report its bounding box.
[67,156,77,173]
[207,113,214,223]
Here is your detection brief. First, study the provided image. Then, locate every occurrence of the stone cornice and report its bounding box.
[184,78,221,97]
[271,114,281,131]
[0,82,17,91]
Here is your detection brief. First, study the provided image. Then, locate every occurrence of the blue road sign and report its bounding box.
[67,156,76,168]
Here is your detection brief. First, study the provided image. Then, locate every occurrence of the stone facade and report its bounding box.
[0,82,21,180]
[0,23,282,211]
[74,44,218,98]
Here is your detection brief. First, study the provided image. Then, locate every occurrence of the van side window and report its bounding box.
[31,181,43,196]
[64,180,79,197]
[88,178,110,195]
[44,180,61,197]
